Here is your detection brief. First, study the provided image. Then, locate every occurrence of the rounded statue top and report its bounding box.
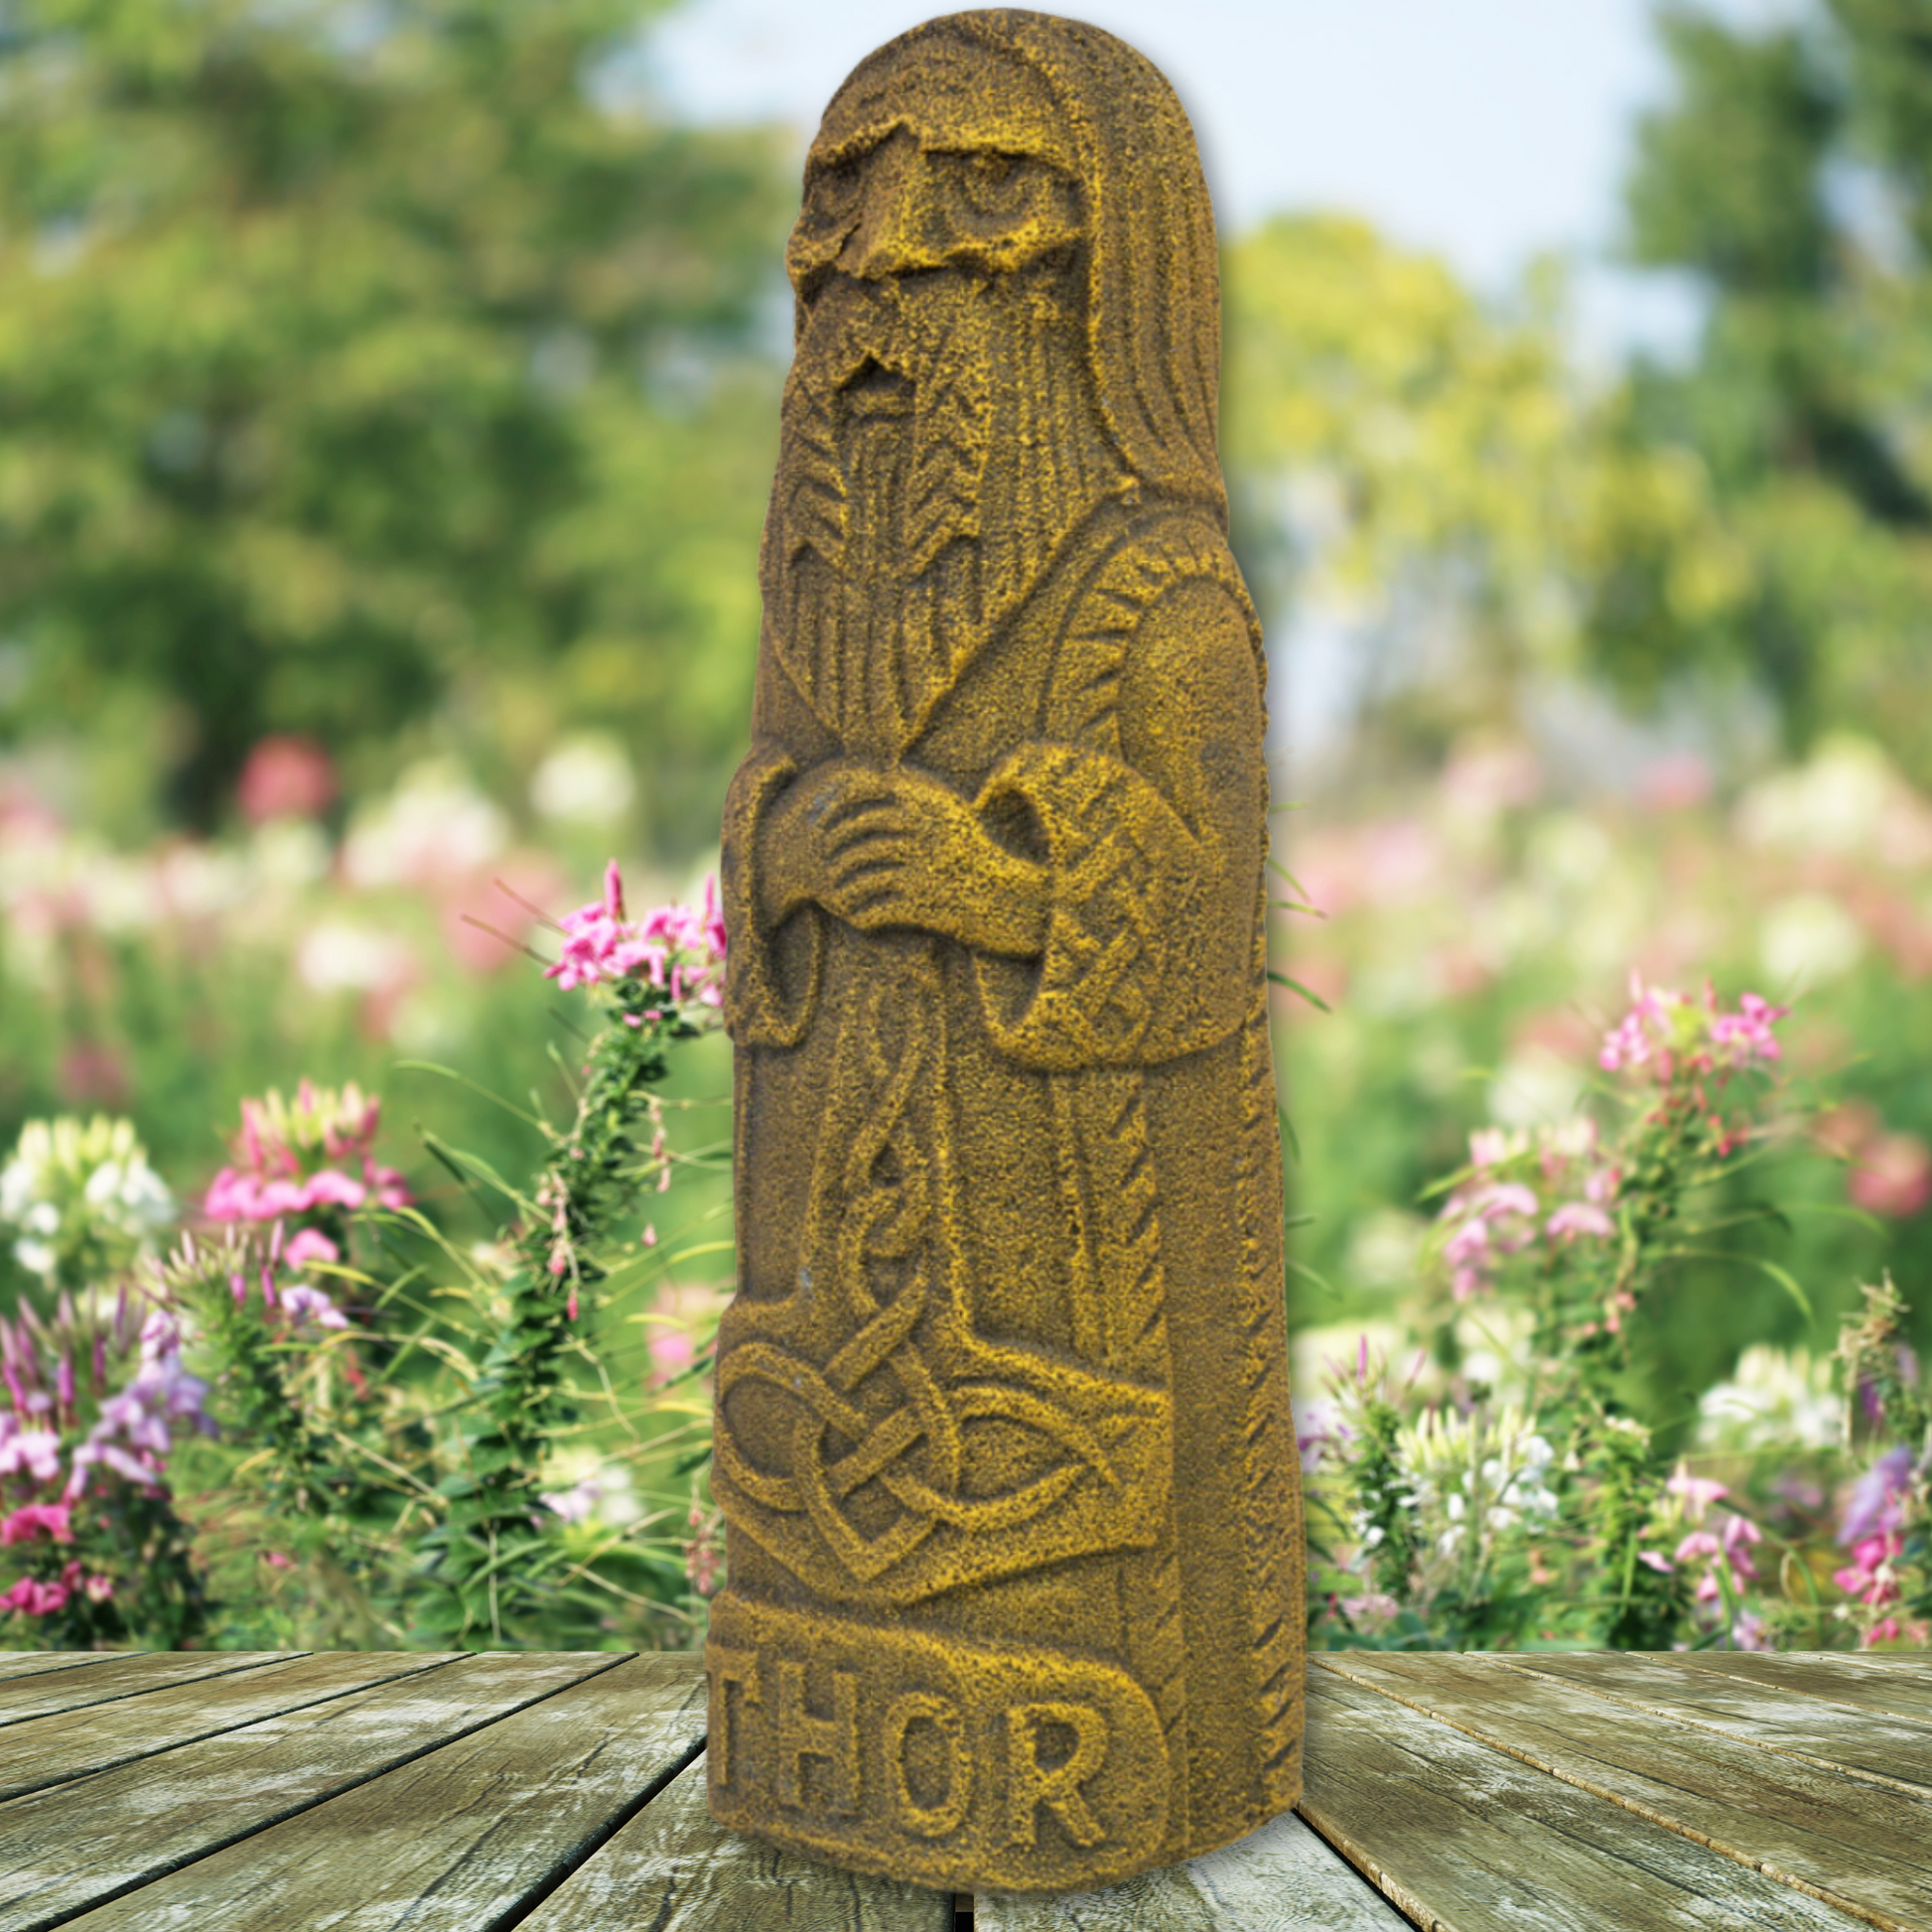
[788,8,1229,522]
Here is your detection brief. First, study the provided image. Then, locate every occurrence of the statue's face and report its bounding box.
[788,48,1086,312]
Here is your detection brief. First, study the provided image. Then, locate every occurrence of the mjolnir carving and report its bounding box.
[710,8,1306,1892]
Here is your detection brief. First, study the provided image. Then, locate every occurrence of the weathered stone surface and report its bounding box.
[709,8,1304,1893]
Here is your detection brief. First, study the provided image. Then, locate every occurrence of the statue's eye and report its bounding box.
[955,151,1032,217]
[807,156,866,225]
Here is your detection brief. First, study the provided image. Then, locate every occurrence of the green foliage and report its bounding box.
[1221,214,1749,763]
[1610,1,1932,773]
[1587,1416,1690,1650]
[0,0,788,850]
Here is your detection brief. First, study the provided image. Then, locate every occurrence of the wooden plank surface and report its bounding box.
[975,1805,1416,1931]
[1299,1668,1864,1932]
[1316,1652,1932,1932]
[1656,1651,1932,1727]
[3,1648,1920,1929]
[0,1651,625,1932]
[51,1651,705,1931]
[0,1654,133,1686]
[1501,1652,1932,1795]
[518,1753,955,1932]
[0,1650,454,1802]
[0,1653,295,1730]
[0,1652,290,1729]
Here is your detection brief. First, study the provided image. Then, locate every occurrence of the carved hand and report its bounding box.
[760,760,1048,957]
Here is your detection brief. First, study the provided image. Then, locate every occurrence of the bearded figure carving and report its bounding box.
[708,9,1306,1893]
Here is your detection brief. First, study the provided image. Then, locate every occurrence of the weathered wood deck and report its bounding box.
[0,1645,1922,1928]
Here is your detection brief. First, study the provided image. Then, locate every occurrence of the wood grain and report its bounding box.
[53,1652,703,1931]
[0,1652,294,1729]
[0,1654,134,1686]
[974,1805,1415,1931]
[1299,1670,1868,1932]
[0,1651,621,1932]
[1317,1652,1932,1931]
[0,1645,629,1932]
[1655,1651,1932,1727]
[0,1650,453,1802]
[517,1753,955,1932]
[1496,1652,1932,1794]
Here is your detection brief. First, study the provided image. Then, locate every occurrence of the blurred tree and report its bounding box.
[1610,0,1932,780]
[0,0,789,851]
[1222,213,1746,774]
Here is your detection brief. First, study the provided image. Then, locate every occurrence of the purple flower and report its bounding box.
[281,1285,348,1331]
[1841,1446,1915,1547]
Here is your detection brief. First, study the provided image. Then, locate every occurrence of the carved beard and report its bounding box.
[763,266,1120,759]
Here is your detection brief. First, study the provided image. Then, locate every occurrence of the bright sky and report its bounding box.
[649,0,1733,362]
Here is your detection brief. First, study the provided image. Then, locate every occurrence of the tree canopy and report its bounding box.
[0,0,790,850]
[1612,0,1932,779]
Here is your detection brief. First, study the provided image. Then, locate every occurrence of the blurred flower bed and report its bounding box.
[1280,732,1932,1650]
[3,722,1931,1653]
[0,740,734,1649]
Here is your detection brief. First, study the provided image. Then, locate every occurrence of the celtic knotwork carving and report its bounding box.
[714,942,1169,1602]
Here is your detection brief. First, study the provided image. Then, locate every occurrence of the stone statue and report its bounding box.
[709,9,1305,1893]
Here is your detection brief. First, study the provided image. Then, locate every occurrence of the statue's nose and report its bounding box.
[837,143,937,281]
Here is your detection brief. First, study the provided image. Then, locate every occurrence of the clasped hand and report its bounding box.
[759,759,1047,957]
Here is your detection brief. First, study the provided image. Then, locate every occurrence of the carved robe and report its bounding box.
[713,490,1306,1888]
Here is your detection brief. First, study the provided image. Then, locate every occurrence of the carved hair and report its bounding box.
[811,9,1229,525]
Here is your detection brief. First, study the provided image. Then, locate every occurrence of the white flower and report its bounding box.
[296,923,416,995]
[0,1117,176,1283]
[1696,1346,1840,1453]
[530,736,636,827]
[1759,893,1864,989]
[343,760,507,889]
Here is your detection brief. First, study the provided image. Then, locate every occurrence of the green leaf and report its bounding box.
[1267,970,1331,1013]
[393,1061,549,1132]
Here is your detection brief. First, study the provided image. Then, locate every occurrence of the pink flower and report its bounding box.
[544,865,727,1005]
[363,1164,412,1210]
[1471,1181,1541,1220]
[1674,1530,1722,1564]
[1636,1550,1674,1575]
[1849,1134,1932,1219]
[1599,973,1686,1074]
[300,1169,368,1210]
[0,1503,72,1546]
[1667,1468,1729,1514]
[283,1229,341,1269]
[0,1576,69,1617]
[1546,1200,1615,1241]
[236,736,337,823]
[1834,1532,1904,1608]
[648,1329,697,1387]
[1710,992,1789,1066]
